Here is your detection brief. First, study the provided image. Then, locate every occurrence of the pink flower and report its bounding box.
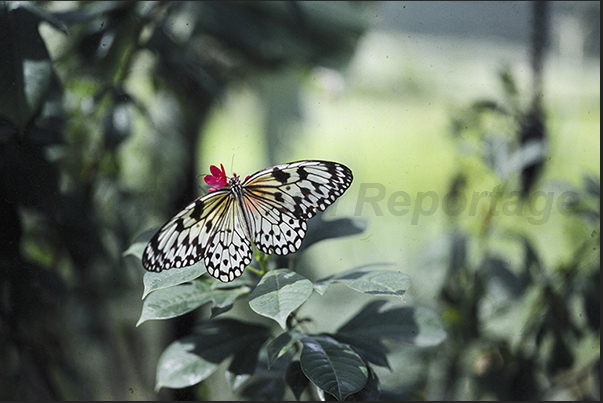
[204,164,228,192]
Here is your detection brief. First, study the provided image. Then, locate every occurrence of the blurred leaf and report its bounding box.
[336,300,447,347]
[285,360,309,401]
[583,173,600,199]
[0,2,62,130]
[156,319,271,390]
[499,66,520,105]
[518,109,547,197]
[249,269,313,329]
[546,336,575,375]
[583,268,600,331]
[102,89,132,150]
[509,139,547,182]
[123,228,156,259]
[145,24,224,101]
[140,262,206,299]
[300,214,367,253]
[137,280,245,325]
[313,263,410,298]
[481,256,526,307]
[190,2,372,70]
[331,331,390,369]
[449,232,467,274]
[27,74,65,145]
[50,1,130,25]
[523,236,542,281]
[471,99,508,115]
[483,134,512,181]
[300,335,368,401]
[266,330,303,368]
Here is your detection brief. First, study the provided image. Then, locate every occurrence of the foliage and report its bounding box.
[422,67,600,400]
[127,215,447,400]
[0,1,379,399]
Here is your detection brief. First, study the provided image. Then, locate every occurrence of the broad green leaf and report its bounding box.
[141,262,206,299]
[155,335,220,391]
[314,263,410,298]
[267,330,303,367]
[137,280,244,326]
[123,228,157,260]
[341,365,380,401]
[249,269,313,329]
[336,300,447,347]
[156,319,271,390]
[300,335,368,401]
[123,241,146,261]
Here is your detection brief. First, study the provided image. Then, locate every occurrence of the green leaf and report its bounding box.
[137,280,244,326]
[123,241,146,261]
[156,319,271,390]
[343,364,380,401]
[314,263,410,297]
[285,360,309,400]
[141,262,207,299]
[248,269,313,329]
[155,335,221,391]
[267,330,303,368]
[123,228,156,260]
[336,300,447,347]
[300,335,368,401]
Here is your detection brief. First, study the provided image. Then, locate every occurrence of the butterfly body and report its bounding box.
[142,160,353,282]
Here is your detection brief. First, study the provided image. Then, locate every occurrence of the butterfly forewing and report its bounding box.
[242,160,353,255]
[142,160,353,282]
[142,190,243,271]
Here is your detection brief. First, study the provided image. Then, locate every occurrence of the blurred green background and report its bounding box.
[1,1,599,400]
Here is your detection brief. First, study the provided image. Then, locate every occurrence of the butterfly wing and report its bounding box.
[241,160,353,255]
[142,189,253,282]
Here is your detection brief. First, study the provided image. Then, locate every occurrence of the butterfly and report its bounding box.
[142,160,353,282]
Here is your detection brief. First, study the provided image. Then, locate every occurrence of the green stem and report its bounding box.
[247,245,268,276]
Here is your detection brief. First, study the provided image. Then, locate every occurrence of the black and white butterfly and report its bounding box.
[142,160,353,282]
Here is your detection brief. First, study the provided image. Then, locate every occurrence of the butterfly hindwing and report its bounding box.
[202,197,253,282]
[241,192,308,255]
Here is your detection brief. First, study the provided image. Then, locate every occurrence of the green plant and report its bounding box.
[425,67,600,400]
[127,213,447,400]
